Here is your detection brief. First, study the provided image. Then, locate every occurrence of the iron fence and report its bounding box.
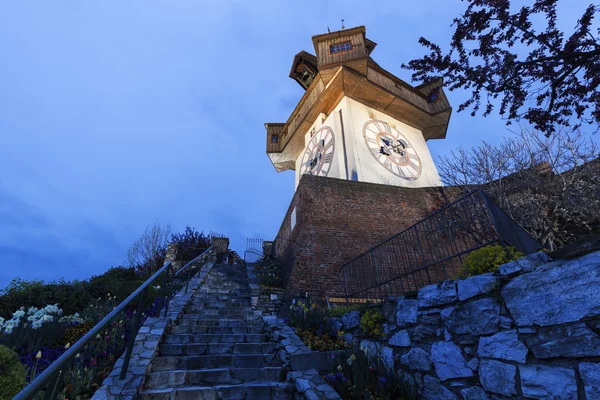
[337,190,541,304]
[244,238,264,263]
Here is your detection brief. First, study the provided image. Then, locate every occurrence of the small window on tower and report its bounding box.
[330,41,352,54]
[271,134,279,144]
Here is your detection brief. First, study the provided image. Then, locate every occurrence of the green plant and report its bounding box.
[458,245,523,278]
[326,303,370,318]
[325,346,416,400]
[0,278,92,319]
[255,255,284,288]
[88,267,139,300]
[0,344,27,398]
[360,309,386,339]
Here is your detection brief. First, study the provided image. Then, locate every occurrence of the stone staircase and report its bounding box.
[139,263,292,400]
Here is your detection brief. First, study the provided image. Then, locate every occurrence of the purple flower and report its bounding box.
[325,373,335,382]
[379,376,388,385]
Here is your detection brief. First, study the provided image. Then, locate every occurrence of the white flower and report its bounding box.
[28,307,39,315]
[4,326,13,335]
[12,310,25,319]
[32,321,42,329]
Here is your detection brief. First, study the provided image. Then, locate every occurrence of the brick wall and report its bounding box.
[274,175,465,297]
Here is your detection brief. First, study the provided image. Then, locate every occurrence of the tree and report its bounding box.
[403,0,600,135]
[169,226,211,262]
[439,126,599,250]
[126,222,172,277]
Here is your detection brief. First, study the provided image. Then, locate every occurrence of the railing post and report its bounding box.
[41,370,62,400]
[185,262,191,294]
[164,266,173,317]
[120,286,147,380]
[159,267,168,313]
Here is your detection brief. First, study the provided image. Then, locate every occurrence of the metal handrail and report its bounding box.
[13,246,214,400]
[336,190,542,303]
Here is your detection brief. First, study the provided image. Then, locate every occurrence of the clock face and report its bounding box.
[363,120,422,180]
[300,126,335,177]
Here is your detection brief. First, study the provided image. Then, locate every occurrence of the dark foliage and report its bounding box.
[170,226,211,262]
[255,255,284,288]
[403,0,600,135]
[0,278,92,319]
[88,266,139,300]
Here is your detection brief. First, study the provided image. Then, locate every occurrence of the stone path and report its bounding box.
[138,263,292,399]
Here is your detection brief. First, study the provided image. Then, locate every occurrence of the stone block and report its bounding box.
[477,330,528,364]
[341,311,361,329]
[431,341,473,381]
[395,299,419,327]
[444,298,500,336]
[295,378,312,393]
[388,330,411,347]
[400,348,432,372]
[519,364,577,399]
[579,362,600,400]
[457,274,498,301]
[460,386,490,400]
[502,251,600,327]
[421,375,458,400]
[498,261,522,277]
[418,281,458,308]
[531,323,600,358]
[479,359,517,397]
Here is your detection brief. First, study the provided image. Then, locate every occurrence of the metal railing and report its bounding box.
[244,238,264,263]
[337,190,542,303]
[13,246,214,400]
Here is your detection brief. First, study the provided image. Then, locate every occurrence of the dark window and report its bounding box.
[330,42,352,54]
[271,134,279,144]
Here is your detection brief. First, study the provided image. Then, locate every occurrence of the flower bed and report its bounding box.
[0,292,163,399]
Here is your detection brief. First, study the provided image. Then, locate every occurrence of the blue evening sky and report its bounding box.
[0,1,593,289]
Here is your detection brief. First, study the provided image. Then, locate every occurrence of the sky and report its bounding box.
[0,0,595,290]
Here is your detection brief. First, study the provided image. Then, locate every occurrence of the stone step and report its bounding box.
[177,318,262,326]
[178,316,261,325]
[139,382,292,400]
[151,354,279,371]
[159,342,275,356]
[184,309,254,316]
[170,325,263,335]
[145,367,284,388]
[164,333,268,344]
[188,305,254,312]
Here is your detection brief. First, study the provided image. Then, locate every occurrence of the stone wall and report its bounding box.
[331,251,600,399]
[274,174,465,297]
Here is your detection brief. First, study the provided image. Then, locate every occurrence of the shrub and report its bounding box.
[458,245,523,278]
[88,267,140,300]
[326,347,416,400]
[0,278,92,319]
[170,226,211,262]
[326,303,369,318]
[360,309,385,339]
[0,345,27,398]
[255,255,284,288]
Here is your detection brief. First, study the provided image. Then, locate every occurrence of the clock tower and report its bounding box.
[265,26,457,298]
[265,25,452,189]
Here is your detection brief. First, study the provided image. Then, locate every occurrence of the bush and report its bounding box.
[88,267,140,300]
[255,255,284,288]
[0,278,92,319]
[458,245,523,278]
[326,346,416,400]
[0,345,27,398]
[360,309,386,339]
[326,303,370,318]
[170,226,211,262]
